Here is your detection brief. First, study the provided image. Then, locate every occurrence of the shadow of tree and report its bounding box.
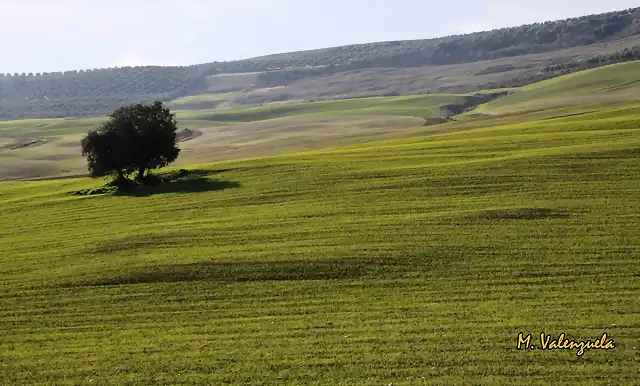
[112,168,241,197]
[113,179,241,197]
[67,255,444,287]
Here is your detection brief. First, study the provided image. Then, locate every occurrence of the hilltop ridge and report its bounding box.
[1,6,639,119]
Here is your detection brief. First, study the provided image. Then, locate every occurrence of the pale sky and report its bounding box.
[0,0,638,74]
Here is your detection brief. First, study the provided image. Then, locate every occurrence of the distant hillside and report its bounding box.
[250,7,640,68]
[1,6,640,120]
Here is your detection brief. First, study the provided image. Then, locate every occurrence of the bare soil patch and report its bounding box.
[267,99,306,105]
[2,138,51,150]
[423,117,454,126]
[176,128,203,142]
[252,85,288,93]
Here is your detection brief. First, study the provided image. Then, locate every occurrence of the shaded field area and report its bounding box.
[0,103,638,384]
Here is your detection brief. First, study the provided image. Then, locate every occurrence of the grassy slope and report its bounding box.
[474,61,640,115]
[0,104,639,384]
[165,93,238,110]
[0,117,106,140]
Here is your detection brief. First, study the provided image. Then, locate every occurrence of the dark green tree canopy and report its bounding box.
[81,102,181,181]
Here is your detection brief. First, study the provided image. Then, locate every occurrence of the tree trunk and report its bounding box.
[137,166,146,180]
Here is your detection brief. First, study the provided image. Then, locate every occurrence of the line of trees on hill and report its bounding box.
[542,46,640,73]
[0,66,209,120]
[252,7,640,68]
[1,7,639,120]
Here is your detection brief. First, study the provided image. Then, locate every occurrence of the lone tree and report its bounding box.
[81,101,180,181]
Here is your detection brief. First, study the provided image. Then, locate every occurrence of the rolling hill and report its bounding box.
[1,6,640,119]
[1,20,640,383]
[0,94,474,180]
[471,60,640,115]
[1,62,639,182]
[1,96,638,384]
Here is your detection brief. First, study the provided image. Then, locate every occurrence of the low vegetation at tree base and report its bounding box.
[80,101,181,182]
[0,101,638,384]
[72,169,238,196]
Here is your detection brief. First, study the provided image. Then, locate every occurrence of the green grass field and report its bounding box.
[165,93,238,111]
[1,64,640,384]
[1,98,639,384]
[167,93,236,106]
